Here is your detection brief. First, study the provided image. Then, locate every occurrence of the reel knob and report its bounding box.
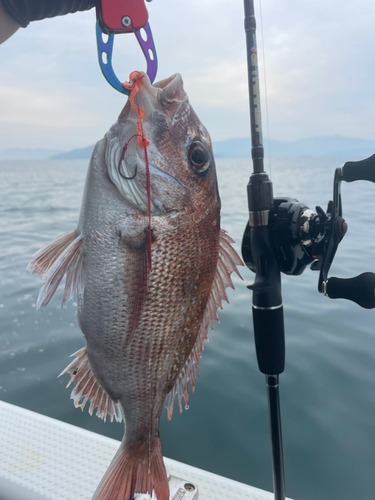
[323,273,375,309]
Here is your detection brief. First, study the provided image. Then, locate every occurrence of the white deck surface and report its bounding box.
[0,400,292,500]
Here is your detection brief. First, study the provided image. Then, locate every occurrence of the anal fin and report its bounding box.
[59,346,123,423]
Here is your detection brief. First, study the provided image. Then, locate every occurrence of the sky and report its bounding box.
[1,0,375,151]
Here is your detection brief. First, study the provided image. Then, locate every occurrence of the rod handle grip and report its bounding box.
[253,306,285,374]
[342,154,375,183]
[325,272,375,309]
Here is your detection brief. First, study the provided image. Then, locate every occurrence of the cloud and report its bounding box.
[0,0,374,149]
[185,60,249,111]
[0,85,100,128]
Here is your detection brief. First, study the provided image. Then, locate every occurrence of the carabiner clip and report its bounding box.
[96,0,158,95]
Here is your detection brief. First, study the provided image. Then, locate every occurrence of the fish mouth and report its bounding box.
[132,72,186,100]
[125,72,188,122]
[105,73,189,215]
[106,136,185,215]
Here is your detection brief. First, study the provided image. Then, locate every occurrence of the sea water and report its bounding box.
[0,157,375,500]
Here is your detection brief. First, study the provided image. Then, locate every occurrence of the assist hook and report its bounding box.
[96,0,158,95]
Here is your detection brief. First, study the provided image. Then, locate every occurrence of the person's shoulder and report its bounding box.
[0,0,21,44]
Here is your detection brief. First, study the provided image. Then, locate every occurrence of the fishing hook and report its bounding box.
[118,134,143,179]
[119,158,138,180]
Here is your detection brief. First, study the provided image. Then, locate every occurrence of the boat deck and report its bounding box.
[0,400,293,500]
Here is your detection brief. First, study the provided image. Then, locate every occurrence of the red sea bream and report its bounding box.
[28,72,243,500]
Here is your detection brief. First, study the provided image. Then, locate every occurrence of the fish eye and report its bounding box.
[188,141,211,174]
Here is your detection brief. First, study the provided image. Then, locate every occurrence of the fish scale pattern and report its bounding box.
[114,210,221,443]
[60,220,243,428]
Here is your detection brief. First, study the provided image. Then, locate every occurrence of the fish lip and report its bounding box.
[153,74,188,115]
[131,72,181,101]
[152,73,180,91]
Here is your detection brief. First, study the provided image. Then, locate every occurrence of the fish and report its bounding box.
[28,72,243,500]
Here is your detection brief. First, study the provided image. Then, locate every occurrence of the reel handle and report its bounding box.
[342,154,375,183]
[324,272,375,309]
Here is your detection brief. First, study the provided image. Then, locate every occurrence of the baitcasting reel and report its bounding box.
[242,153,375,309]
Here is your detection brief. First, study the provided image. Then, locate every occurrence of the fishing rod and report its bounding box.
[241,1,375,499]
[241,1,285,499]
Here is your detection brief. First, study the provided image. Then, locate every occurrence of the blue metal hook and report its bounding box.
[96,20,158,95]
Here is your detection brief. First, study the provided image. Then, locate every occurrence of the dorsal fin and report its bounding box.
[164,229,244,420]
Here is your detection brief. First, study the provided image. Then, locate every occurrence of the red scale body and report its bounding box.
[97,0,149,33]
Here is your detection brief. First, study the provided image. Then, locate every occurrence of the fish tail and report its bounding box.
[91,437,169,500]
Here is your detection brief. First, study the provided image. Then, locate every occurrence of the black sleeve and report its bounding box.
[1,0,96,28]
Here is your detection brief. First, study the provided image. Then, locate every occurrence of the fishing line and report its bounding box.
[136,31,139,70]
[258,0,272,176]
[134,92,153,274]
[123,72,153,273]
[123,72,154,487]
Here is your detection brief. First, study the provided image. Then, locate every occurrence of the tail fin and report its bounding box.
[92,438,169,500]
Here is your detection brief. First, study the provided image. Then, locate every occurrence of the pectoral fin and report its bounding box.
[28,230,84,310]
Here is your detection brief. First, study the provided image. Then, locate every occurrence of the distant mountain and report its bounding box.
[51,145,95,160]
[48,136,375,161]
[1,136,374,161]
[213,138,252,158]
[0,148,61,160]
[213,136,375,159]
